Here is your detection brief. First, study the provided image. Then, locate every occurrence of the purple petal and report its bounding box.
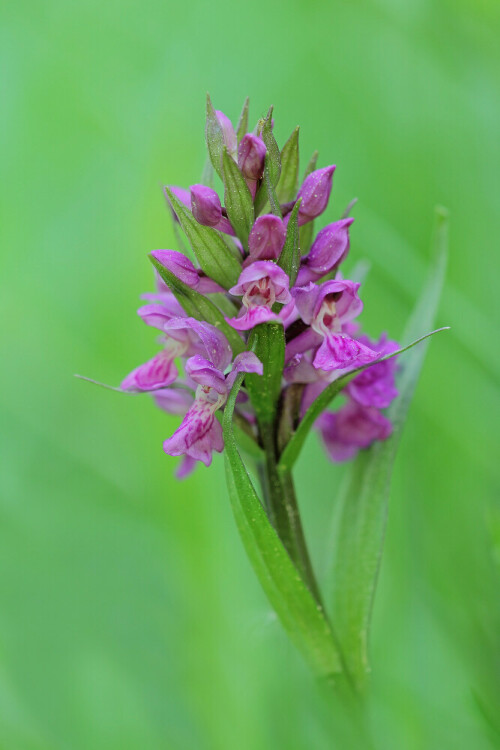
[248,215,287,261]
[297,219,353,283]
[226,306,280,331]
[164,317,232,371]
[185,355,226,393]
[190,184,222,227]
[226,352,263,390]
[317,402,392,462]
[215,110,237,156]
[121,351,178,392]
[229,260,291,304]
[163,400,224,466]
[153,387,194,415]
[296,166,336,225]
[150,250,200,289]
[238,133,266,180]
[175,455,198,479]
[313,334,378,371]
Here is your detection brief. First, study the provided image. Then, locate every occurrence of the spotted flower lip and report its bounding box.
[317,401,393,462]
[226,261,292,331]
[292,280,378,371]
[163,351,262,467]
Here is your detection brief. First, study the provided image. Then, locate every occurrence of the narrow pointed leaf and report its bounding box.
[164,186,241,289]
[236,97,250,144]
[222,147,254,249]
[149,255,245,356]
[277,127,300,204]
[245,322,285,426]
[223,372,343,682]
[302,150,318,181]
[254,155,283,218]
[260,106,281,187]
[205,94,224,178]
[299,220,315,255]
[278,199,301,285]
[278,327,448,474]
[327,208,449,689]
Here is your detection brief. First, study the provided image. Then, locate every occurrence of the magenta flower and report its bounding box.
[296,218,353,285]
[151,250,223,294]
[238,133,266,180]
[346,334,399,409]
[163,351,262,466]
[292,280,378,371]
[317,401,392,462]
[247,215,287,261]
[226,261,292,331]
[121,316,232,393]
[295,165,336,226]
[190,184,223,227]
[166,185,235,236]
[215,109,237,156]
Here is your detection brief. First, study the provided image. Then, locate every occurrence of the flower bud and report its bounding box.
[248,214,286,260]
[296,218,353,284]
[238,134,266,180]
[215,110,237,156]
[190,184,222,227]
[151,249,200,288]
[296,165,336,225]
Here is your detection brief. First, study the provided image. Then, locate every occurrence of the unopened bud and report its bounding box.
[297,165,336,225]
[190,184,222,227]
[248,215,286,260]
[238,134,266,180]
[215,110,237,156]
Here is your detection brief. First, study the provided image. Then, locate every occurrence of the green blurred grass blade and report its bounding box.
[278,199,301,285]
[277,127,299,204]
[164,187,241,289]
[327,208,449,690]
[236,97,249,144]
[278,328,448,474]
[222,147,254,249]
[223,373,343,683]
[149,256,245,356]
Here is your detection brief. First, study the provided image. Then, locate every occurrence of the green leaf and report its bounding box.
[278,199,301,285]
[149,255,245,356]
[299,220,315,255]
[277,127,299,204]
[236,97,249,144]
[278,327,449,474]
[327,208,449,689]
[223,372,343,682]
[164,187,241,290]
[245,322,285,426]
[221,147,254,249]
[205,93,224,178]
[260,106,281,187]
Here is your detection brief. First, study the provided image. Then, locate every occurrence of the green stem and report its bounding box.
[258,424,323,607]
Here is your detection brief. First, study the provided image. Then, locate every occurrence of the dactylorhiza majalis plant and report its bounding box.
[80,96,448,695]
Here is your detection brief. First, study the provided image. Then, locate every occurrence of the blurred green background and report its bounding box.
[1,0,500,747]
